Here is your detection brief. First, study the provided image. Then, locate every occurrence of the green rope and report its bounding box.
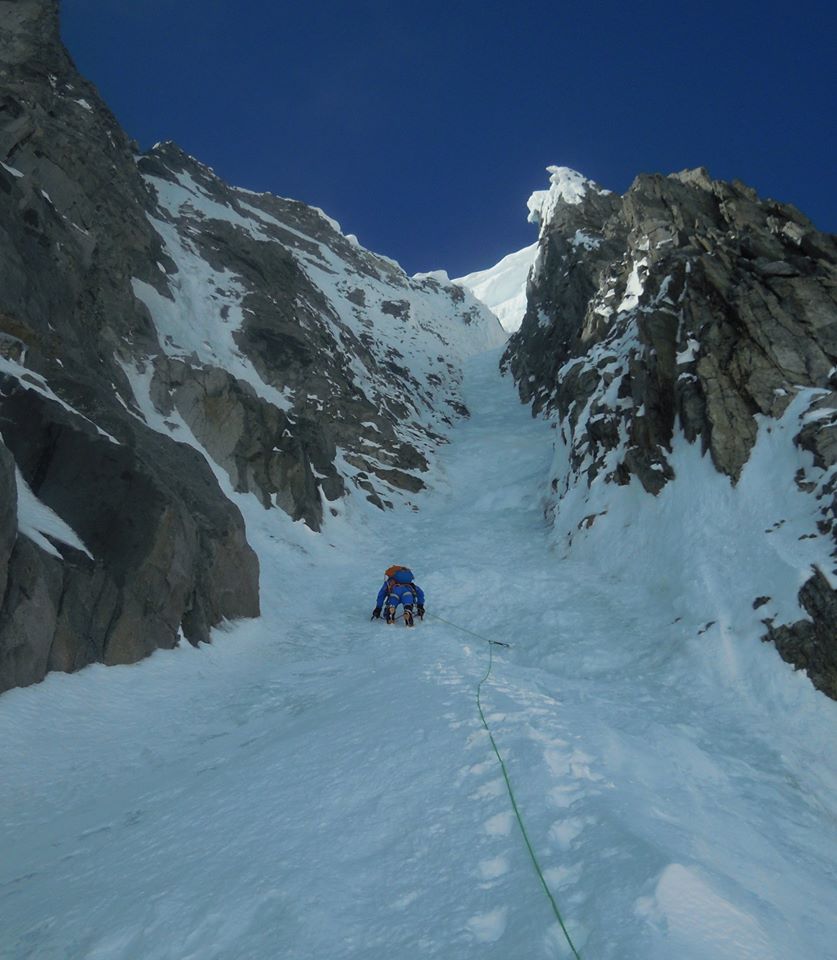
[424,612,510,647]
[428,612,583,959]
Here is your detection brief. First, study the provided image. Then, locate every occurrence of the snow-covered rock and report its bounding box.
[133,141,504,527]
[526,165,611,226]
[504,165,837,698]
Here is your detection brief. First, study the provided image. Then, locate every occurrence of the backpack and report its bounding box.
[385,565,415,589]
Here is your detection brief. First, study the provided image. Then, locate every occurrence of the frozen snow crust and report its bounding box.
[2,351,836,959]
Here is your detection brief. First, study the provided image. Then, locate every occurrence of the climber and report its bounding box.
[371,565,426,627]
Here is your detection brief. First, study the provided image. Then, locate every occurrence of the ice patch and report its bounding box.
[571,229,603,251]
[617,257,648,312]
[677,337,700,364]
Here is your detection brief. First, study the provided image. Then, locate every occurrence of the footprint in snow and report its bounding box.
[543,746,571,777]
[484,811,514,837]
[467,760,495,776]
[548,816,589,850]
[548,783,584,809]
[466,907,508,943]
[466,729,490,750]
[391,891,419,910]
[477,856,510,881]
[470,778,505,800]
[543,863,583,889]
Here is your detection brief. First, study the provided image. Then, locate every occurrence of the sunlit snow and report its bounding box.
[527,166,611,230]
[454,243,538,333]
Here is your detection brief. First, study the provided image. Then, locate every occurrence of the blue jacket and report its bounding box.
[376,569,425,608]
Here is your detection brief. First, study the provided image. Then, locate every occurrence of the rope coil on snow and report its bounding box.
[427,613,583,959]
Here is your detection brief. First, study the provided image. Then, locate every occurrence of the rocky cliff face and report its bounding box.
[0,0,503,692]
[503,166,837,698]
[131,142,503,523]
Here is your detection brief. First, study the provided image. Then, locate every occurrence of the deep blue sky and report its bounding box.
[61,0,836,276]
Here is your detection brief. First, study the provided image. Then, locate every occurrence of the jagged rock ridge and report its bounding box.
[503,165,837,698]
[0,0,503,692]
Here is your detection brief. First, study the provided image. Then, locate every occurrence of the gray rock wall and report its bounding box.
[0,0,260,690]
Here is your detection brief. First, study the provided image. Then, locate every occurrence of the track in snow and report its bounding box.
[2,350,836,959]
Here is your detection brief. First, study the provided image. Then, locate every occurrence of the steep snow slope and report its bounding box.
[2,351,835,960]
[454,242,537,333]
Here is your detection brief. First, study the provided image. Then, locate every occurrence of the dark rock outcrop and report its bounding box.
[763,569,837,700]
[0,0,261,691]
[504,166,837,697]
[0,438,16,605]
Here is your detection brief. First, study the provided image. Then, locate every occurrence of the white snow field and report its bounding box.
[453,243,537,333]
[2,349,837,960]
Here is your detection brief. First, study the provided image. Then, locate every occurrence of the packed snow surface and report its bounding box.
[2,351,836,959]
[454,243,538,333]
